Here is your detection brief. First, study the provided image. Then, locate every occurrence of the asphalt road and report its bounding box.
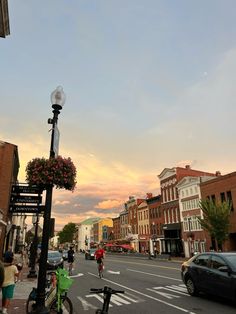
[66,253,236,314]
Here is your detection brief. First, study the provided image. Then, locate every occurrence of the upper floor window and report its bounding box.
[227,190,234,211]
[220,192,225,203]
[164,210,167,224]
[175,208,178,222]
[211,194,216,204]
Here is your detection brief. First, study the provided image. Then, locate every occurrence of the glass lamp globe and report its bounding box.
[50,86,66,108]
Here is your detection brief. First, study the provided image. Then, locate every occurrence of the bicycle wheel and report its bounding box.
[26,288,37,314]
[26,297,36,314]
[49,296,73,314]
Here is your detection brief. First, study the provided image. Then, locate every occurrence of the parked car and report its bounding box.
[85,248,97,260]
[47,250,64,270]
[181,252,236,301]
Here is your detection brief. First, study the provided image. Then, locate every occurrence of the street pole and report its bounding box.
[27,213,39,278]
[32,87,65,314]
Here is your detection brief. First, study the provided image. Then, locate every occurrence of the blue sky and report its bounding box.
[1,1,236,229]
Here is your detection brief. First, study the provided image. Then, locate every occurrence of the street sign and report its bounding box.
[11,185,42,195]
[9,205,45,214]
[10,195,42,204]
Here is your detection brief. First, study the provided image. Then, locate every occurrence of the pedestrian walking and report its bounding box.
[1,253,19,314]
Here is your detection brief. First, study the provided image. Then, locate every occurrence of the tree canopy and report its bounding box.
[198,199,231,251]
[58,222,77,244]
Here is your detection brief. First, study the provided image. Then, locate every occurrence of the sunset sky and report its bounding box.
[1,1,236,229]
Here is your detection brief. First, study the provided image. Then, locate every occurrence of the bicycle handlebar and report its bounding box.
[90,286,124,294]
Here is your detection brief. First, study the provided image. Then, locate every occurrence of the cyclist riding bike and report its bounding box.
[95,245,105,278]
[67,246,75,275]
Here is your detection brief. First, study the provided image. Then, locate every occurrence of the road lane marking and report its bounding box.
[127,268,181,281]
[147,286,189,298]
[109,294,131,305]
[69,273,84,278]
[88,272,196,314]
[107,270,120,274]
[166,285,189,294]
[77,296,97,311]
[147,287,181,299]
[108,258,179,270]
[87,293,113,306]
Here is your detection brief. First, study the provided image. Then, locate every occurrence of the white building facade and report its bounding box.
[177,176,215,258]
[76,218,100,251]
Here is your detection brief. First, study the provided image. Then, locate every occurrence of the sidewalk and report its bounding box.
[5,263,37,314]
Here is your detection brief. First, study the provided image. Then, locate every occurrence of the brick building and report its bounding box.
[200,171,236,251]
[0,141,20,257]
[137,199,150,253]
[146,194,162,254]
[158,165,215,256]
[112,216,120,241]
[126,196,143,251]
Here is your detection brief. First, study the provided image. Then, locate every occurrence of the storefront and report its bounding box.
[139,236,149,253]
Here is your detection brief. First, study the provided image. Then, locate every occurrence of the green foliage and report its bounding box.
[25,156,77,191]
[198,199,231,250]
[58,222,77,244]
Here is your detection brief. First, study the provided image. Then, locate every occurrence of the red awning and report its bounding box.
[118,244,133,250]
[104,243,117,247]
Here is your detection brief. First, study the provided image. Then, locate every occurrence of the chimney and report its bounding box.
[146,193,153,199]
[185,165,191,170]
[215,171,221,176]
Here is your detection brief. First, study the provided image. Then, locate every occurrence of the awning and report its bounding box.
[118,244,133,250]
[104,243,118,247]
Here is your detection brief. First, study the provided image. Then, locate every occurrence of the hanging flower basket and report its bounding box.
[25,156,77,191]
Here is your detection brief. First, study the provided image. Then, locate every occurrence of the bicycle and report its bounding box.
[90,286,125,314]
[26,268,73,313]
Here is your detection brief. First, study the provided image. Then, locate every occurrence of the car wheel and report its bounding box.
[186,277,198,296]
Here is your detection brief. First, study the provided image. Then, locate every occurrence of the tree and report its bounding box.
[198,199,231,251]
[58,222,77,244]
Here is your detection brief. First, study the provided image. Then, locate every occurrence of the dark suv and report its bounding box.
[181,252,236,301]
[47,250,64,270]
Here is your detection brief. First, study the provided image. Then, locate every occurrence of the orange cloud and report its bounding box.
[95,199,124,209]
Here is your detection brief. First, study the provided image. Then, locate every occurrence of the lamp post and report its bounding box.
[33,86,65,314]
[187,216,193,257]
[27,214,39,278]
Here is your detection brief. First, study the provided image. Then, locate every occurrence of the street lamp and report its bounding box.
[27,214,39,278]
[187,216,194,257]
[33,86,65,314]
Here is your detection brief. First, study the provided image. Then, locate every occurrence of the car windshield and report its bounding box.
[223,255,236,270]
[48,252,62,258]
